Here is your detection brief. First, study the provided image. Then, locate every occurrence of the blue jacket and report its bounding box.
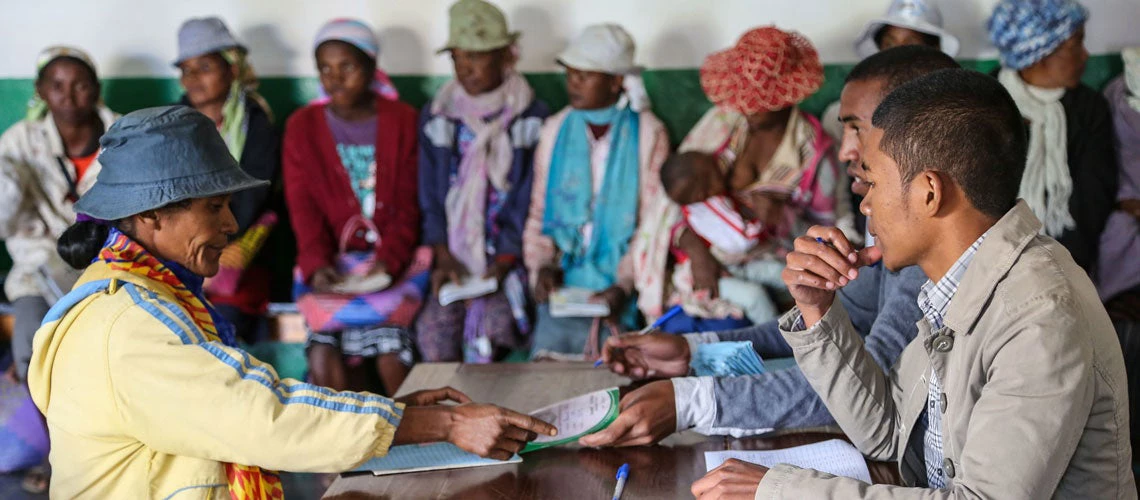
[416,100,550,259]
[707,264,926,430]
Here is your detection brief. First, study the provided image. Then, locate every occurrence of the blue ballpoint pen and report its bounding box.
[594,305,685,367]
[611,463,630,500]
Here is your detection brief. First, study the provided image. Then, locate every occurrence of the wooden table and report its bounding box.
[323,362,901,499]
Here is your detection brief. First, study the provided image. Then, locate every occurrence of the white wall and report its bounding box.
[2,0,1138,78]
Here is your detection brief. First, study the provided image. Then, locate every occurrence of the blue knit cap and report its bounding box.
[987,0,1089,70]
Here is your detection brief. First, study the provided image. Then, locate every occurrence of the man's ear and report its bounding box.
[915,170,946,217]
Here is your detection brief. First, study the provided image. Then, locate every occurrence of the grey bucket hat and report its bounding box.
[174,16,245,66]
[75,105,268,220]
[854,0,960,58]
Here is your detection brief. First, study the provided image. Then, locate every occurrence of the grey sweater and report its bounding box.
[679,264,926,432]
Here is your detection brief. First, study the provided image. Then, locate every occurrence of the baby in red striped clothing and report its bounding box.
[661,151,791,324]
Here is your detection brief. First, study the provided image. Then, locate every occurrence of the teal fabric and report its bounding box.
[541,104,640,291]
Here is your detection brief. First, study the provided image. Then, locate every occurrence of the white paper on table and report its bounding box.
[439,276,499,306]
[704,439,872,483]
[521,388,620,453]
[549,287,610,318]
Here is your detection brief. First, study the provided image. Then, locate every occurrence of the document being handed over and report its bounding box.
[521,388,620,453]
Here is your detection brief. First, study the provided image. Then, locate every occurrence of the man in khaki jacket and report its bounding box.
[692,69,1134,498]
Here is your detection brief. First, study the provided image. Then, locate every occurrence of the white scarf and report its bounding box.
[1123,48,1140,113]
[998,68,1075,238]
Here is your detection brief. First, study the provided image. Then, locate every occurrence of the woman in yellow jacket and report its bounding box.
[27,105,555,499]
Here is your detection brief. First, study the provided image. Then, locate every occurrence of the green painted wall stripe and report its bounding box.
[0,54,1125,279]
[0,54,1124,144]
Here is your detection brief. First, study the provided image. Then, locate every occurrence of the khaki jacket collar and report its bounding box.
[944,200,1042,336]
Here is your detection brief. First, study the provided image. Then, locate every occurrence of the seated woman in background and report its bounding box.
[0,44,118,496]
[666,26,840,332]
[415,0,549,363]
[1098,48,1140,320]
[523,24,672,359]
[0,46,118,385]
[174,17,280,342]
[988,0,1118,272]
[283,19,421,394]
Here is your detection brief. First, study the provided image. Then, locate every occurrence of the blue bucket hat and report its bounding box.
[75,106,268,220]
[987,0,1089,70]
[174,17,245,66]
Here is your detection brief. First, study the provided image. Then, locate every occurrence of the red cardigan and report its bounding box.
[283,98,420,282]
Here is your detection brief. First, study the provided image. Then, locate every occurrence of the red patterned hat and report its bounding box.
[700,26,824,115]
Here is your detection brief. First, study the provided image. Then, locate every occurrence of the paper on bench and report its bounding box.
[549,287,610,318]
[330,272,392,295]
[439,277,499,306]
[704,439,872,483]
[352,442,520,476]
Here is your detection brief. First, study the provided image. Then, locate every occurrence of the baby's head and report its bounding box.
[661,151,727,206]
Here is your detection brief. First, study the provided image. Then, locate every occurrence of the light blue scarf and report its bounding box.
[542,104,641,291]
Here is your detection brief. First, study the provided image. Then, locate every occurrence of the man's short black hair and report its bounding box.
[871,68,1027,218]
[845,45,959,96]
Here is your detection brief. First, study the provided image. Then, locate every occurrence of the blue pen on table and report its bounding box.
[611,463,630,500]
[594,305,685,367]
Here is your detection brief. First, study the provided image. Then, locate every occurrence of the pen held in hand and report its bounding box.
[594,305,685,367]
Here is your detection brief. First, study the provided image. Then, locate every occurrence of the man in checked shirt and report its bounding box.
[692,69,1134,499]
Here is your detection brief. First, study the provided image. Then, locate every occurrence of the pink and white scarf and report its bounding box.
[431,72,534,274]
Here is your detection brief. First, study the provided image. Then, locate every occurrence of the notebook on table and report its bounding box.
[352,442,520,476]
[704,439,872,483]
